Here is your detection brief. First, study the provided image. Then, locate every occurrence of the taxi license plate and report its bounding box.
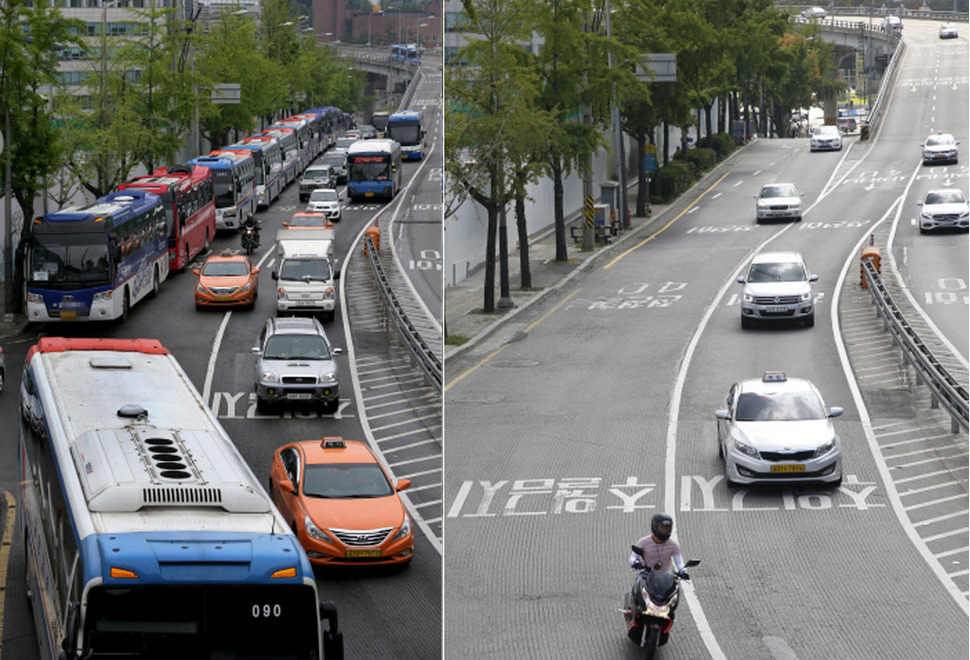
[60,311,76,321]
[287,393,313,400]
[346,549,380,558]
[771,465,805,473]
[215,295,233,302]
[765,306,788,313]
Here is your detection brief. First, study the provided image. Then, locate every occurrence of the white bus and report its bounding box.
[19,336,343,660]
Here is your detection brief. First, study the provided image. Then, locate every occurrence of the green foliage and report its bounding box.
[683,146,715,173]
[656,160,691,201]
[699,132,736,159]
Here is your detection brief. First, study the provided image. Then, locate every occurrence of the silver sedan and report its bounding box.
[716,372,844,487]
[755,183,803,223]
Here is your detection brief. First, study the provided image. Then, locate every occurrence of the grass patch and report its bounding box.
[445,335,470,346]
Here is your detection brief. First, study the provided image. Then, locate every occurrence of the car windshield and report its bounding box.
[310,190,339,202]
[925,190,967,205]
[279,258,331,281]
[813,127,837,137]
[761,185,796,198]
[263,334,330,360]
[735,391,826,421]
[925,135,954,146]
[322,155,345,168]
[304,169,330,180]
[336,138,355,148]
[202,260,248,277]
[747,261,806,283]
[289,215,328,227]
[302,463,394,498]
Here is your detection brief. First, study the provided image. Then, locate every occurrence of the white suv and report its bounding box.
[737,251,818,328]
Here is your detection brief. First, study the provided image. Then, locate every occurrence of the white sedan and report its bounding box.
[810,125,842,151]
[716,372,844,487]
[939,23,959,39]
[917,189,969,234]
[755,183,803,223]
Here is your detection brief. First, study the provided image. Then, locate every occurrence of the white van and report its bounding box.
[273,229,338,321]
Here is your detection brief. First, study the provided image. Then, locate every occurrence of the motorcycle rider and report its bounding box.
[241,215,261,250]
[630,513,689,578]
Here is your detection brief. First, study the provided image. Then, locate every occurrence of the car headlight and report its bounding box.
[800,290,812,302]
[921,211,934,220]
[959,210,969,219]
[391,513,411,541]
[197,283,208,294]
[734,438,760,458]
[320,371,337,384]
[240,282,251,293]
[260,371,279,383]
[743,292,755,303]
[304,515,333,543]
[814,438,836,457]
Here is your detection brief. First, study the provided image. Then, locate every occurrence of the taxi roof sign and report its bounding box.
[762,371,787,383]
[321,438,346,449]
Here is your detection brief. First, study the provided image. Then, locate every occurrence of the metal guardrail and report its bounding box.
[364,234,443,392]
[861,258,969,433]
[866,35,905,136]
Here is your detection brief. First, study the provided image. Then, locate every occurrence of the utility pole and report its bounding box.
[581,14,594,252]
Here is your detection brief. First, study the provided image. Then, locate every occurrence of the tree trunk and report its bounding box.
[515,191,531,289]
[552,160,568,261]
[635,132,647,217]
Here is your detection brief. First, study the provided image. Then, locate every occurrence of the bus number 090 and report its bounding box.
[252,604,283,618]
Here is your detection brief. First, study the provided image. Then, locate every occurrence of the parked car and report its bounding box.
[737,251,818,328]
[810,125,842,151]
[269,437,414,568]
[193,251,259,310]
[755,183,803,223]
[252,316,342,414]
[921,132,959,165]
[716,371,844,487]
[917,189,970,234]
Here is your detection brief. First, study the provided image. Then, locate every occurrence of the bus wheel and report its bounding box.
[120,290,130,323]
[150,266,160,299]
[204,230,210,254]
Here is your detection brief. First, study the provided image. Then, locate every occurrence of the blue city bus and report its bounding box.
[386,110,427,160]
[188,153,256,230]
[23,189,168,323]
[346,138,402,201]
[223,139,284,209]
[391,43,421,63]
[19,336,343,660]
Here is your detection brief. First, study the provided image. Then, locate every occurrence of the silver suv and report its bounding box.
[737,251,817,328]
[252,317,342,414]
[299,164,336,202]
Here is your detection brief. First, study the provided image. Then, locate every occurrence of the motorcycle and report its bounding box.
[620,545,700,660]
[240,222,260,254]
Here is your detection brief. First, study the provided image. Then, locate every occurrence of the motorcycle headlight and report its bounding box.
[734,438,759,458]
[643,599,671,618]
[304,515,332,543]
[391,513,411,541]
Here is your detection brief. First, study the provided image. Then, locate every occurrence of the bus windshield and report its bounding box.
[387,122,421,146]
[210,169,236,208]
[348,156,391,182]
[27,234,111,287]
[85,584,320,659]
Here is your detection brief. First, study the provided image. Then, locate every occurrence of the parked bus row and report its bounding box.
[21,106,352,324]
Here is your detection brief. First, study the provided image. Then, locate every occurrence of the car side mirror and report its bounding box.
[332,347,344,356]
[737,276,746,284]
[809,274,819,282]
[192,269,200,275]
[396,478,411,491]
[251,347,261,355]
[272,270,279,280]
[828,407,844,418]
[715,410,730,420]
[252,268,260,275]
[279,478,297,495]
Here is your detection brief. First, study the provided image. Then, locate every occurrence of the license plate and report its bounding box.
[765,306,788,313]
[295,300,314,306]
[60,311,76,321]
[215,295,233,302]
[345,549,380,558]
[364,191,374,197]
[287,393,312,400]
[771,465,805,473]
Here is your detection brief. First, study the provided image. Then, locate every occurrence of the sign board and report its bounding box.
[211,84,241,104]
[635,54,676,83]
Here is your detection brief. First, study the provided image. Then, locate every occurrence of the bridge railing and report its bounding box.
[861,258,969,434]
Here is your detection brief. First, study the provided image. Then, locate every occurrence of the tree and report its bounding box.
[445,0,549,312]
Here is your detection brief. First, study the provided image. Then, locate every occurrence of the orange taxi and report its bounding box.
[270,437,413,568]
[282,211,333,230]
[193,251,259,309]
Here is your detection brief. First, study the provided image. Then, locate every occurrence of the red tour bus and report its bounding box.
[118,164,216,272]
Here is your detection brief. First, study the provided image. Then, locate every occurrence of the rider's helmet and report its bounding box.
[651,513,673,542]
